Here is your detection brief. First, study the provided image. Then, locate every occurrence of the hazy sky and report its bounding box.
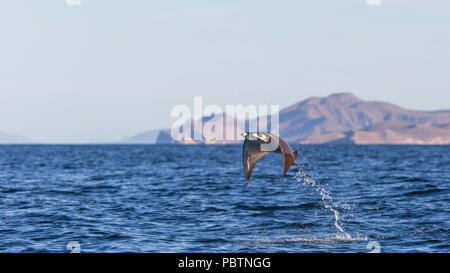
[1,0,449,143]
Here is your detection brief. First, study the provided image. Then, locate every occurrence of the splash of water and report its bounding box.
[293,162,352,239]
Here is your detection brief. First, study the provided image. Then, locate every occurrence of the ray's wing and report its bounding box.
[243,133,298,182]
[266,133,298,180]
[243,138,270,182]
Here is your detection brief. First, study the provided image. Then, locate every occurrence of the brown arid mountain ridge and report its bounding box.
[145,93,450,145]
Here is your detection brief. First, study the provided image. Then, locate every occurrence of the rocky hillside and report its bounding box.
[132,93,450,144]
[278,93,450,144]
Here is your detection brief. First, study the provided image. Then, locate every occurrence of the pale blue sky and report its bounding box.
[1,0,449,143]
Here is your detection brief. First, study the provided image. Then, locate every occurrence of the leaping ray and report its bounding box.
[241,132,298,182]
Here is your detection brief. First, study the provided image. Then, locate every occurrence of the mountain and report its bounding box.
[278,93,450,144]
[156,114,243,144]
[134,93,449,145]
[121,129,162,144]
[0,131,31,144]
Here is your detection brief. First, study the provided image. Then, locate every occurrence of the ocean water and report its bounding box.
[0,144,448,253]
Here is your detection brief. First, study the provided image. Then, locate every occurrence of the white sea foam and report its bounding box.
[255,235,370,245]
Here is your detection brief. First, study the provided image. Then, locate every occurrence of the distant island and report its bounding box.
[121,129,161,144]
[0,131,31,144]
[128,93,450,145]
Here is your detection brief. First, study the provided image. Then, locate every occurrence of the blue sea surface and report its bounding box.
[0,145,448,252]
